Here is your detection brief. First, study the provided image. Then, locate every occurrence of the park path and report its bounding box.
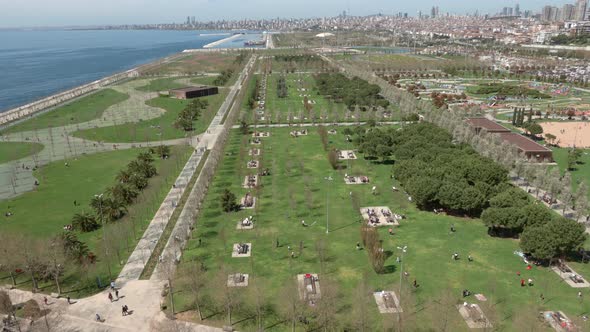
[0,78,197,200]
[0,58,255,331]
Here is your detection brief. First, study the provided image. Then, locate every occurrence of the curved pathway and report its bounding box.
[0,78,197,200]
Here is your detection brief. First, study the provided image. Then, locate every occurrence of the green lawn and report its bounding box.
[0,145,193,297]
[244,73,399,125]
[136,77,187,92]
[172,126,590,331]
[1,89,129,134]
[552,147,590,198]
[0,142,44,164]
[72,92,227,143]
[190,76,221,86]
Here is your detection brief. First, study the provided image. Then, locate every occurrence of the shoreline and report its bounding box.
[203,34,242,48]
[0,51,188,128]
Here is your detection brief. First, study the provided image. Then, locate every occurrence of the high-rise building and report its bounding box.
[508,7,514,16]
[575,0,588,21]
[562,4,575,21]
[502,7,508,16]
[542,5,552,21]
[186,16,191,25]
[515,4,521,16]
[431,6,436,18]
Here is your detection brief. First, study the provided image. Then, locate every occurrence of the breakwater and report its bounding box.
[203,34,242,48]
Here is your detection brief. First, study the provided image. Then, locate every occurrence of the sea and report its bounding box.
[0,29,263,112]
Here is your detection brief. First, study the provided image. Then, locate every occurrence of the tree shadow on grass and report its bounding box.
[328,220,360,233]
[200,230,218,238]
[381,265,397,274]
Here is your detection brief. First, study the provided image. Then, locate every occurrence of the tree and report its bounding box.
[22,299,42,320]
[182,262,206,320]
[128,159,156,178]
[72,212,100,232]
[327,150,339,170]
[44,237,67,295]
[0,290,18,328]
[521,218,586,260]
[575,182,589,221]
[61,232,90,263]
[318,126,329,151]
[0,233,20,287]
[221,189,238,212]
[137,151,155,164]
[108,183,138,205]
[559,172,573,214]
[239,120,249,135]
[544,133,557,145]
[152,145,171,159]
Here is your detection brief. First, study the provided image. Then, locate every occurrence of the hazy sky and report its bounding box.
[0,0,579,28]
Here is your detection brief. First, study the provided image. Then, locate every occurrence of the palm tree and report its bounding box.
[116,169,132,184]
[72,212,100,232]
[129,173,148,190]
[128,160,156,178]
[137,151,154,164]
[108,183,138,205]
[103,197,127,221]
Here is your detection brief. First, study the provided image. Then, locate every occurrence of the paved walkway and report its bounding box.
[0,59,255,331]
[0,78,196,200]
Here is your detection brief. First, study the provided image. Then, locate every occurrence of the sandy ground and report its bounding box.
[541,122,590,148]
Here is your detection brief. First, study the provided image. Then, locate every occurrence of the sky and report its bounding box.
[0,0,580,28]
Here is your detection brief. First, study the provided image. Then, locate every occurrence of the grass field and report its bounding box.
[171,126,590,331]
[0,145,193,297]
[136,77,187,92]
[552,147,590,198]
[72,91,227,143]
[1,89,129,134]
[243,73,399,125]
[0,142,44,164]
[143,52,238,75]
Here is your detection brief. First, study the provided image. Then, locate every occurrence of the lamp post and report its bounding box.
[95,193,112,280]
[396,245,408,315]
[324,174,333,234]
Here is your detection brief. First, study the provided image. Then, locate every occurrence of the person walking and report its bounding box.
[108,292,113,302]
[95,314,102,322]
[122,306,126,316]
[44,297,48,305]
[67,296,71,304]
[115,290,119,300]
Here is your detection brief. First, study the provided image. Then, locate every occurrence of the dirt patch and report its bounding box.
[541,122,590,148]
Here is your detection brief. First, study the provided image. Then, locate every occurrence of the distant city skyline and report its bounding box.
[0,0,585,28]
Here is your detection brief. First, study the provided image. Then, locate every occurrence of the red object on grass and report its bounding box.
[305,274,312,278]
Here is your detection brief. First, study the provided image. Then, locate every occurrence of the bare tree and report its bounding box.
[0,233,20,287]
[278,277,305,332]
[350,275,372,331]
[43,237,67,296]
[575,182,589,221]
[180,261,205,320]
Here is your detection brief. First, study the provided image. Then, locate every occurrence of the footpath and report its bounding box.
[2,56,256,332]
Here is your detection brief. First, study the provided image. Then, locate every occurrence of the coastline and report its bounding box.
[0,51,187,128]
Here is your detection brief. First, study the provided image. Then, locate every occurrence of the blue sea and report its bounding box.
[0,29,262,112]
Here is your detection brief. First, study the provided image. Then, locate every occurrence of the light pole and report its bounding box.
[95,193,112,280]
[396,246,407,311]
[324,174,333,234]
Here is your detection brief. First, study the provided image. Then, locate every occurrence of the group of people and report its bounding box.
[247,160,258,168]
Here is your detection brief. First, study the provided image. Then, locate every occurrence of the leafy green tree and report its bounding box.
[61,232,90,263]
[72,212,100,232]
[128,159,156,178]
[221,189,238,212]
[108,183,138,205]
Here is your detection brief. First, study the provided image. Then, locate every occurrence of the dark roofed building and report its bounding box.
[465,117,511,134]
[465,117,553,162]
[497,132,553,162]
[170,86,218,99]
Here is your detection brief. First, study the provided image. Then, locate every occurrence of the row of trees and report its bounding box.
[314,73,390,111]
[246,77,260,110]
[174,98,207,131]
[213,69,235,86]
[72,150,163,233]
[277,76,288,98]
[336,53,589,261]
